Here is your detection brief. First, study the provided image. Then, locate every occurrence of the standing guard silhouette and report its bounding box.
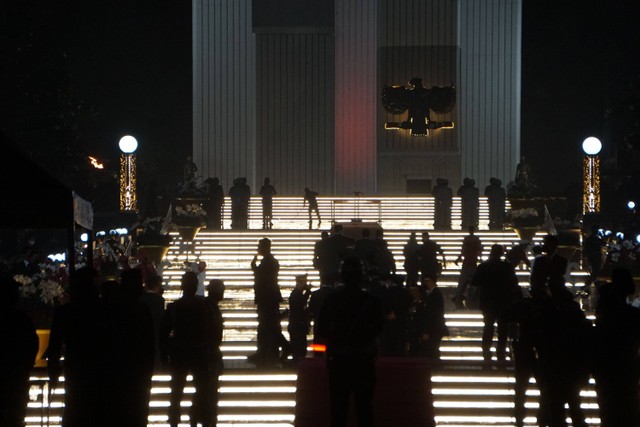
[259,177,277,229]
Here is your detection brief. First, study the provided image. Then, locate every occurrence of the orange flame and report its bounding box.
[89,156,104,169]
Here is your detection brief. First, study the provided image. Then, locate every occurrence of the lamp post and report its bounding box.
[119,135,138,212]
[582,136,602,215]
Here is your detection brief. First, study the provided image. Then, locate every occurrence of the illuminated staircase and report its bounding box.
[26,196,600,426]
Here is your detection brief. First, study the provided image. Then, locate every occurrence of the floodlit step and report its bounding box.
[32,199,595,426]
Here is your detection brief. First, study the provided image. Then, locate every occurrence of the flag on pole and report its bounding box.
[543,204,557,235]
[161,204,173,235]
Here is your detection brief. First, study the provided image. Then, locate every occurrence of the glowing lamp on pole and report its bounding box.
[119,135,138,212]
[582,136,602,215]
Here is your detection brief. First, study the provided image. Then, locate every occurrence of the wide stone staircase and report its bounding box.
[26,196,600,426]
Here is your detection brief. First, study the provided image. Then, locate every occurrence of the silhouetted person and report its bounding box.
[530,234,568,295]
[534,279,591,427]
[592,268,640,427]
[205,279,225,426]
[47,267,107,427]
[485,177,506,230]
[0,274,38,427]
[432,178,452,230]
[515,156,530,185]
[354,228,376,272]
[316,256,385,427]
[303,187,321,229]
[204,177,225,230]
[135,250,158,284]
[402,232,420,287]
[327,224,352,281]
[417,232,446,281]
[308,280,335,344]
[378,274,411,356]
[229,177,251,230]
[183,156,198,184]
[313,231,335,285]
[408,277,448,361]
[582,225,604,285]
[471,244,519,362]
[259,177,277,229]
[406,285,428,357]
[506,241,531,270]
[141,274,166,370]
[372,229,396,277]
[458,177,479,230]
[508,156,537,198]
[453,226,483,308]
[160,272,216,427]
[250,238,286,367]
[288,274,312,365]
[507,287,549,427]
[423,277,448,361]
[107,269,155,426]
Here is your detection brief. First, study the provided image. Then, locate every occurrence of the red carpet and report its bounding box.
[294,356,435,427]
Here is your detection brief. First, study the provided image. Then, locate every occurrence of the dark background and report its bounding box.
[521,1,640,217]
[1,0,639,222]
[1,1,192,218]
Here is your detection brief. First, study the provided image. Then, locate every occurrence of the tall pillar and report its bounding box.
[458,0,522,190]
[193,0,256,191]
[334,0,378,195]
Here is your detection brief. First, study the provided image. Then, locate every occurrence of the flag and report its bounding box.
[543,204,557,235]
[161,204,173,235]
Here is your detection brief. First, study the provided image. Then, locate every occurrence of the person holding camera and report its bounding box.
[288,274,312,365]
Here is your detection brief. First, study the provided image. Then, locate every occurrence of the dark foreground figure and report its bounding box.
[48,267,108,427]
[160,272,218,427]
[593,269,640,427]
[0,275,38,427]
[316,256,385,427]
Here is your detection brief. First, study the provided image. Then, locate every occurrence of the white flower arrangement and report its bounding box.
[39,279,66,305]
[15,274,38,299]
[175,203,207,217]
[607,239,640,265]
[510,208,539,219]
[14,263,68,307]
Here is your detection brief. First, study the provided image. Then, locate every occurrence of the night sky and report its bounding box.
[521,1,640,207]
[2,1,639,217]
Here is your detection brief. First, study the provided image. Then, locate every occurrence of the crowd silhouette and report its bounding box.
[4,183,640,427]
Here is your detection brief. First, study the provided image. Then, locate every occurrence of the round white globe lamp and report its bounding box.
[119,135,138,154]
[582,137,602,156]
[582,136,602,215]
[119,135,138,211]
